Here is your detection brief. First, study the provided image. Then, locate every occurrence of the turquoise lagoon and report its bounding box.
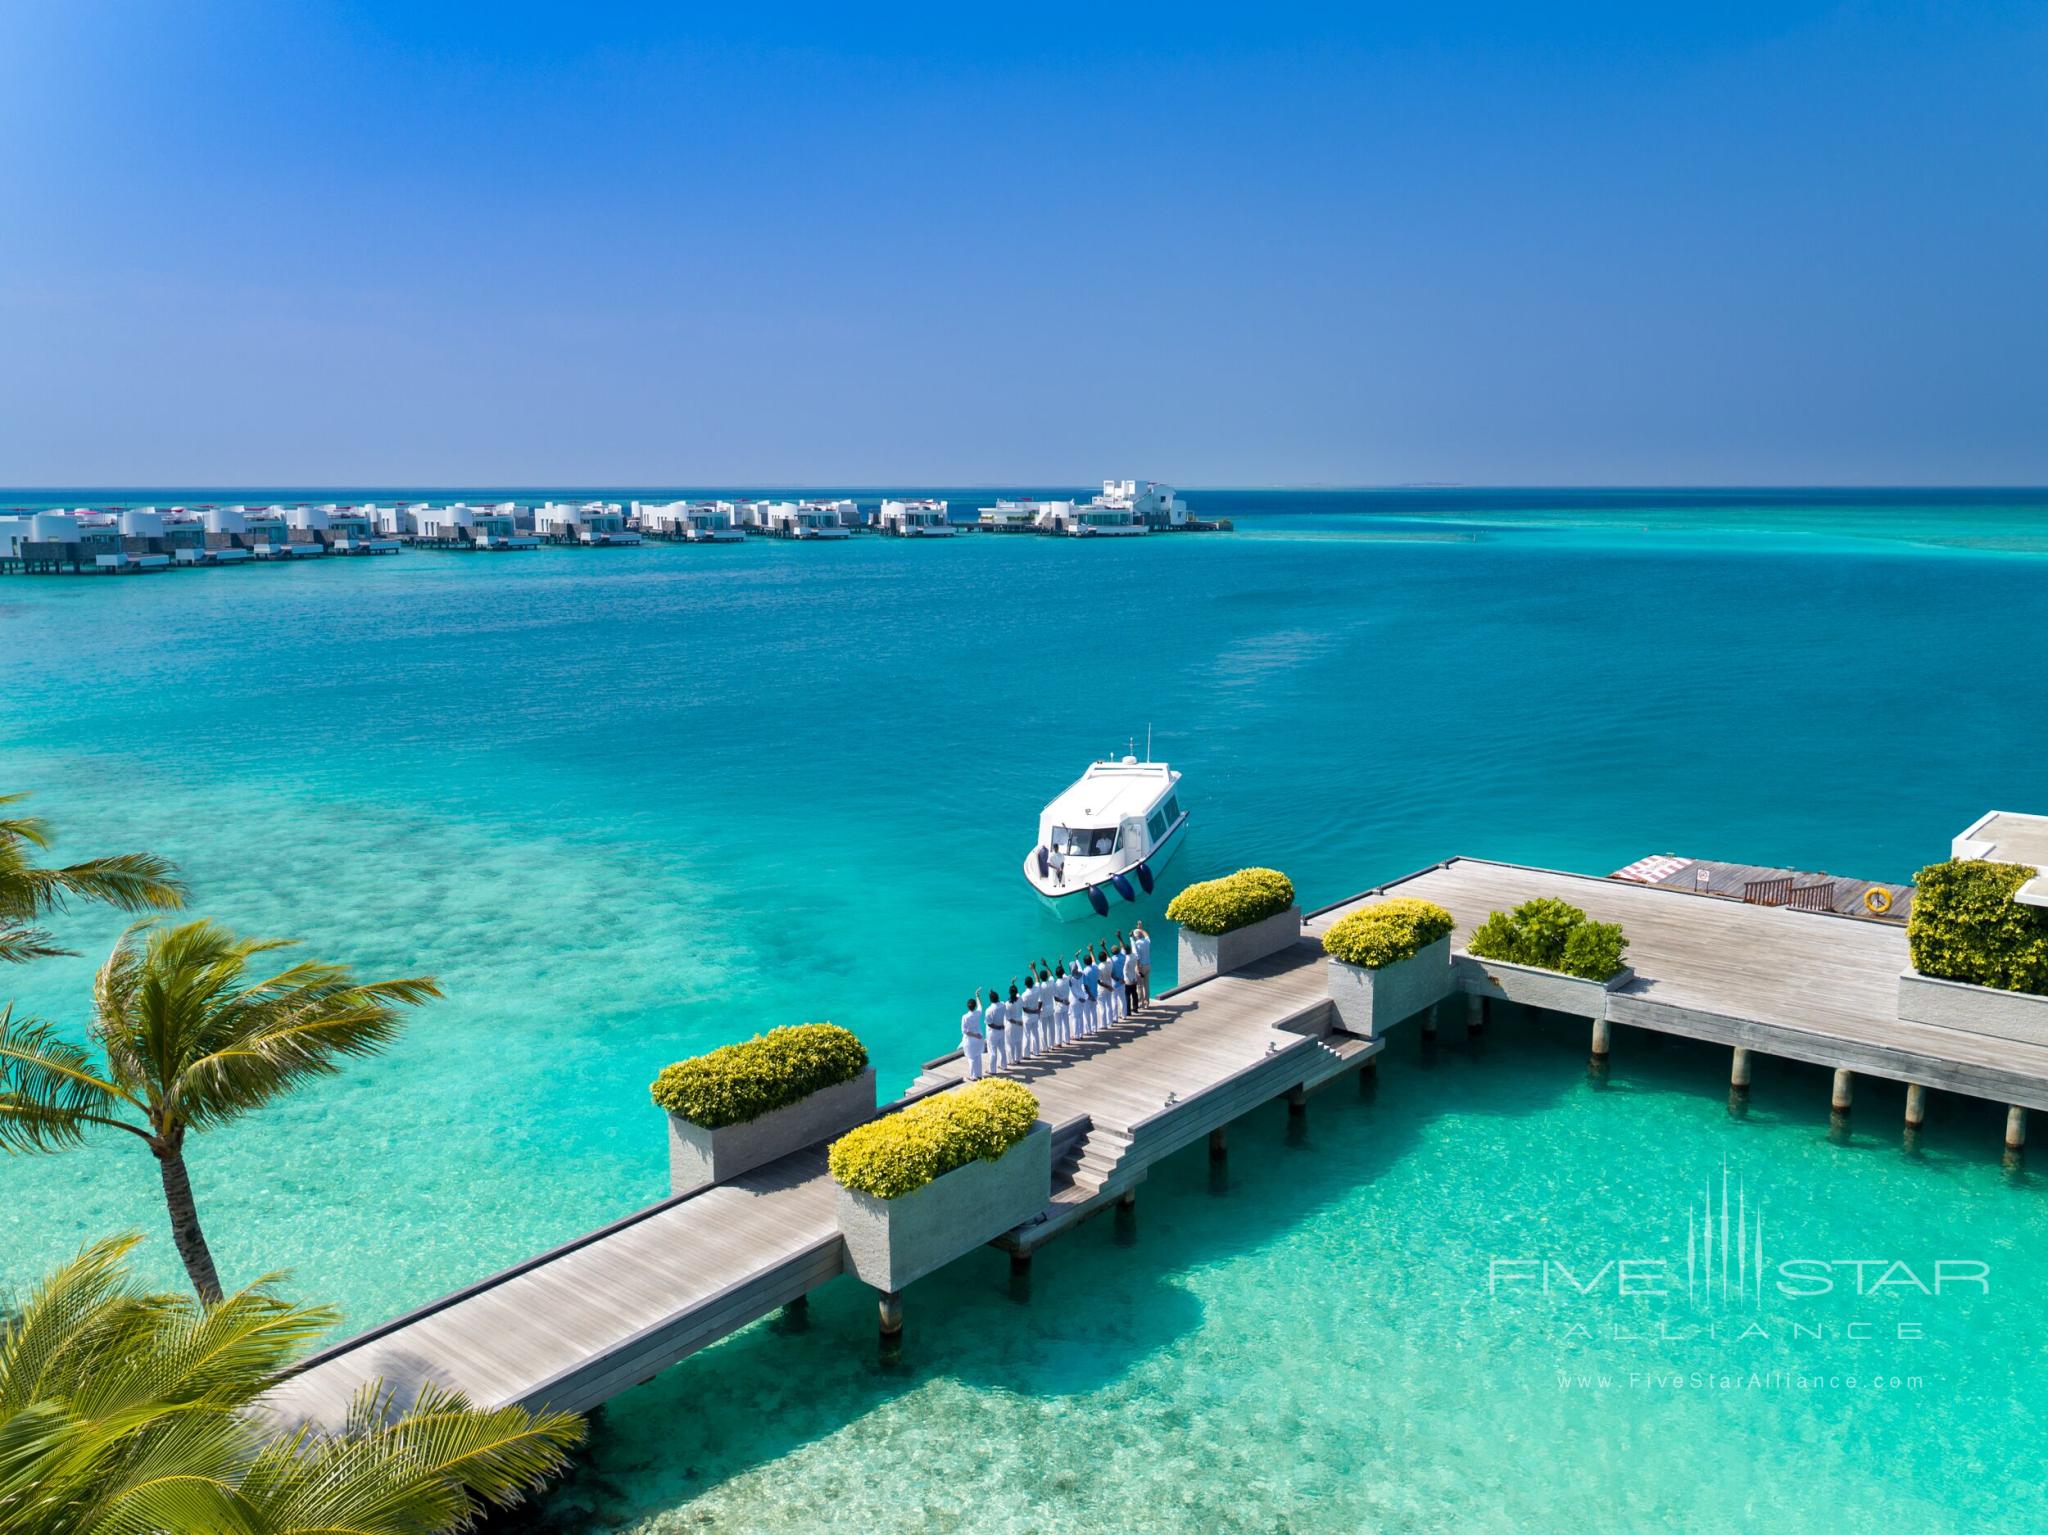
[3,490,2046,1531]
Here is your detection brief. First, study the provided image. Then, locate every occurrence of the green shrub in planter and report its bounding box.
[828,1078,1039,1199]
[1560,920,1629,983]
[650,1023,868,1129]
[1323,898,1455,969]
[1467,897,1628,981]
[1908,860,2048,994]
[1165,867,1296,936]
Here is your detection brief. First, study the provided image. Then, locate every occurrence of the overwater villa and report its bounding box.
[321,505,402,554]
[369,503,423,540]
[802,497,865,531]
[633,500,744,542]
[978,498,1070,532]
[534,501,643,546]
[1096,479,1190,529]
[1042,500,1149,537]
[240,507,313,558]
[199,507,256,562]
[765,502,850,539]
[414,503,539,550]
[877,498,953,536]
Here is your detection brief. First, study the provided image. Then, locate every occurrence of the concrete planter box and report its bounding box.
[837,1123,1052,1293]
[1327,936,1454,1037]
[1897,971,2048,1046]
[667,1067,876,1197]
[1452,953,1634,1019]
[1177,905,1303,986]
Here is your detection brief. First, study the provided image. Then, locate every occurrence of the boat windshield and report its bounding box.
[1052,826,1118,857]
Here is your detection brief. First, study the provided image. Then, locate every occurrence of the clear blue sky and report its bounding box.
[2,1,2043,487]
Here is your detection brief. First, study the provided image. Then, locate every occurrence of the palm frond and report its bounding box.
[90,919,440,1134]
[0,922,70,966]
[0,795,55,849]
[248,1381,580,1535]
[0,1010,146,1153]
[1,1237,579,1535]
[369,1381,584,1510]
[68,1277,339,1422]
[0,848,186,922]
[0,1235,154,1413]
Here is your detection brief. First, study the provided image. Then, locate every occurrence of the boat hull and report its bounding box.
[1028,812,1190,922]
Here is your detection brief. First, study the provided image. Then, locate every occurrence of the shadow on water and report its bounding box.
[489,1018,1591,1531]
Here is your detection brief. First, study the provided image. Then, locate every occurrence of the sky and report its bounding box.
[1,1,2043,488]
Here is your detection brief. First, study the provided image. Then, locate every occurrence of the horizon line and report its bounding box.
[5,483,2048,496]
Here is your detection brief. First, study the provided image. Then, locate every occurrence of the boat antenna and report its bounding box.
[1146,723,1153,763]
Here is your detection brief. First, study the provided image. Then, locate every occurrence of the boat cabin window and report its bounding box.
[1053,827,1117,857]
[1147,808,1169,842]
[1161,794,1181,826]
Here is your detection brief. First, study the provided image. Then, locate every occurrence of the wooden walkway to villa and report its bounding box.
[264,939,1365,1431]
[269,853,2048,1435]
[1330,860,2048,1113]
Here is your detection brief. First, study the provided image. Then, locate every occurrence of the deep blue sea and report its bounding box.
[4,488,2047,1532]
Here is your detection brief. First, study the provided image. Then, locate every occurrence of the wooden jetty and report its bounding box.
[267,851,2048,1436]
[264,940,1370,1431]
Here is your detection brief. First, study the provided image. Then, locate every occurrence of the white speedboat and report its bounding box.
[1023,755,1189,920]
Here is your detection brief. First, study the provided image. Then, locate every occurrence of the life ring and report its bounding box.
[1864,887,1892,915]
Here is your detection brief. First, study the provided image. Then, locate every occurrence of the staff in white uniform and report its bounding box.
[1052,962,1072,1044]
[1019,971,1043,1056]
[1133,923,1152,1007]
[960,996,986,1080]
[985,984,1009,1070]
[1079,950,1100,1033]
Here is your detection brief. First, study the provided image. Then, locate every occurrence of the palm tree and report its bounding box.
[0,920,441,1302]
[0,1233,582,1535]
[0,792,186,965]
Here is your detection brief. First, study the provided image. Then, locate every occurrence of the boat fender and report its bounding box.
[1135,862,1154,894]
[1087,885,1110,916]
[1036,847,1049,879]
[1111,873,1136,902]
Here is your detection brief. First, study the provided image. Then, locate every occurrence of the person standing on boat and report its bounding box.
[961,996,986,1081]
[1133,922,1153,1007]
[1052,961,1071,1044]
[986,984,1010,1070]
[1048,831,1068,889]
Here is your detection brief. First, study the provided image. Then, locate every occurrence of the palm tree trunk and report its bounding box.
[153,1138,223,1303]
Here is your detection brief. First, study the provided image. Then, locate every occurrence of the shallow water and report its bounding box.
[3,489,2046,1530]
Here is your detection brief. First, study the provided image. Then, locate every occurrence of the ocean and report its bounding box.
[3,487,2045,1531]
